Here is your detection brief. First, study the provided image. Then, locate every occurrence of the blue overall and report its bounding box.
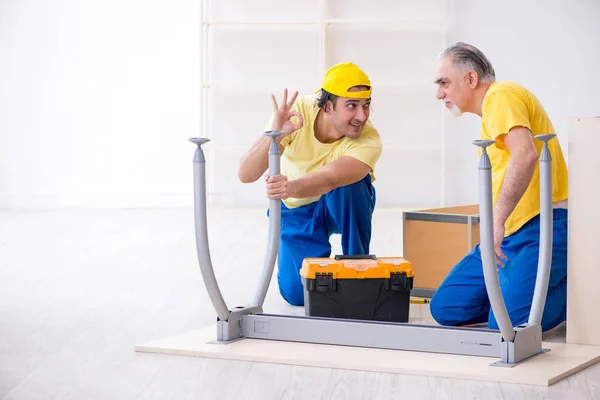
[429,208,568,332]
[272,174,376,306]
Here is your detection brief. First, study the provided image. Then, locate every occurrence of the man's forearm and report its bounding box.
[238,136,282,183]
[288,156,372,200]
[289,170,338,199]
[494,152,538,224]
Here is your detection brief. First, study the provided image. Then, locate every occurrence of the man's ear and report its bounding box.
[325,100,334,113]
[467,70,478,88]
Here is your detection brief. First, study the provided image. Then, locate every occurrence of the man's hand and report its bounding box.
[265,156,373,201]
[237,88,304,184]
[265,173,295,200]
[494,219,508,269]
[271,89,304,139]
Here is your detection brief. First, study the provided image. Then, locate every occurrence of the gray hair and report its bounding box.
[441,42,496,84]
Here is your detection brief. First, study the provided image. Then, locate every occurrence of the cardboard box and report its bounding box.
[402,205,480,296]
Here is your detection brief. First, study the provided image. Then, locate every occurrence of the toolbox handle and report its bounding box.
[334,254,377,260]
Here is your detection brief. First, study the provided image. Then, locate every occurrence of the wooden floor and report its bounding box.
[1,207,598,399]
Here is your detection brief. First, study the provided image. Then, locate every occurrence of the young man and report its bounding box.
[430,42,569,332]
[237,62,382,306]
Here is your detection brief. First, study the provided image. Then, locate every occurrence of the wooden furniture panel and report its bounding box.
[403,205,480,293]
[566,116,600,345]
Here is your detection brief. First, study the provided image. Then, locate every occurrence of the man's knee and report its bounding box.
[429,287,460,326]
[429,296,447,325]
[279,284,304,306]
[277,271,305,306]
[486,294,567,333]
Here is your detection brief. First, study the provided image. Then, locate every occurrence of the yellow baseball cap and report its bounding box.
[316,62,372,99]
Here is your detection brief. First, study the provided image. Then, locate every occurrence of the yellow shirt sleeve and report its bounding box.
[478,81,568,236]
[482,88,531,148]
[341,126,382,172]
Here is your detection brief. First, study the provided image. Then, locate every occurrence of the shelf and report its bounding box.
[200,0,449,208]
[203,85,443,148]
[325,28,443,87]
[201,19,444,32]
[380,144,442,152]
[368,85,442,147]
[373,143,444,208]
[372,83,438,95]
[324,0,446,22]
[201,82,435,94]
[203,20,319,26]
[324,18,444,32]
[205,0,320,24]
[206,26,320,90]
[201,85,318,93]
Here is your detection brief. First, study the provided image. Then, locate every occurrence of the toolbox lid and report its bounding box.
[300,255,414,279]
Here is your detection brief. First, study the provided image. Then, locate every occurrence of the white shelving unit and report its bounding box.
[200,0,448,209]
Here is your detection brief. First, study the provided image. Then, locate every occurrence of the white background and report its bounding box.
[0,0,598,210]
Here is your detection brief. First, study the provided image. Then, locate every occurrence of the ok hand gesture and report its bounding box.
[270,89,304,138]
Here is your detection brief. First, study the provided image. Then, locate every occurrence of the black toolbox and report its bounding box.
[299,254,414,322]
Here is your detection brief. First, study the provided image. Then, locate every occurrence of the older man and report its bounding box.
[430,42,569,332]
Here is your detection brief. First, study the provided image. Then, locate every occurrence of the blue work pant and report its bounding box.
[429,208,568,332]
[272,174,376,306]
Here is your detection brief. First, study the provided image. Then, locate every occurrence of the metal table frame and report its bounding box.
[188,132,557,367]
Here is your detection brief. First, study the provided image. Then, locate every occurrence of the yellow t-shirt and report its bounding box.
[480,81,568,237]
[265,94,382,209]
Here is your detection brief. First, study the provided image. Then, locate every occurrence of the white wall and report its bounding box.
[0,0,598,210]
[0,0,201,209]
[443,0,600,205]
